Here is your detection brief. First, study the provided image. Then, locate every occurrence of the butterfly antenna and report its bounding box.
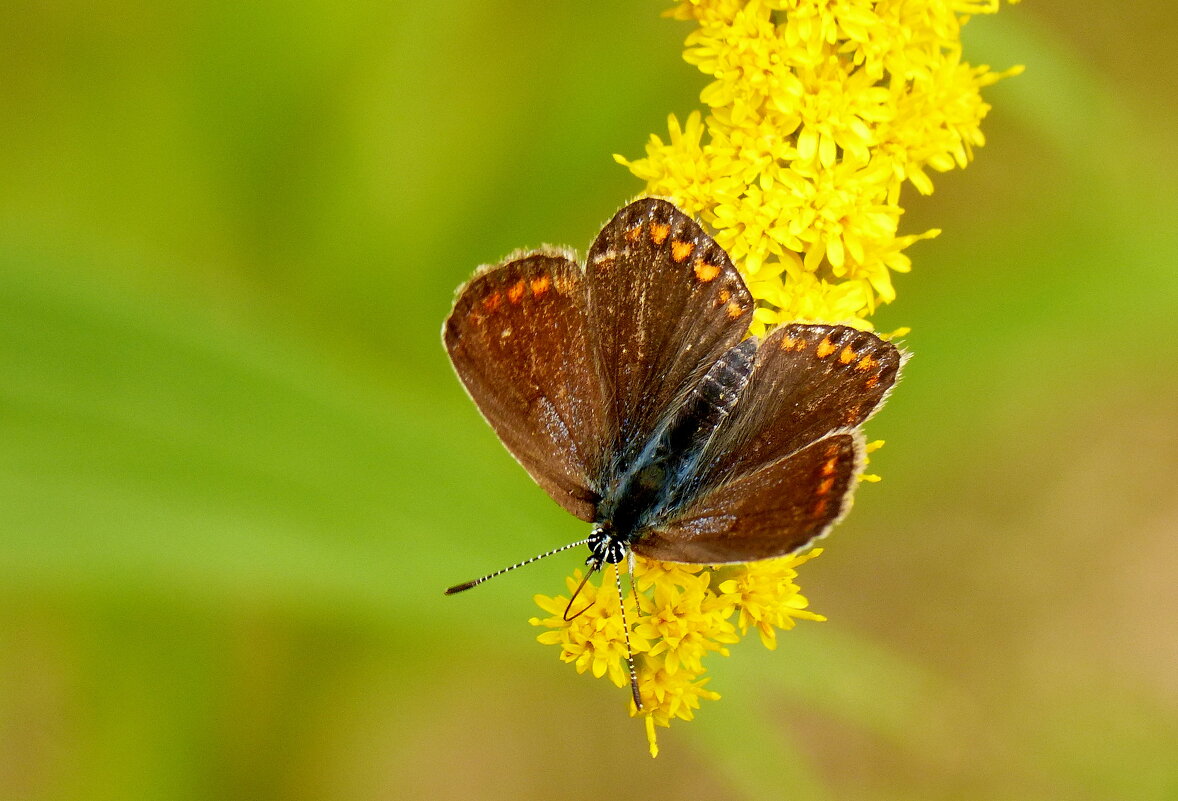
[445,538,589,595]
[562,559,602,621]
[627,550,641,621]
[615,560,643,712]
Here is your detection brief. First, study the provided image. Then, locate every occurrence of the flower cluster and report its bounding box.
[534,0,1018,757]
[618,0,1021,333]
[530,551,824,757]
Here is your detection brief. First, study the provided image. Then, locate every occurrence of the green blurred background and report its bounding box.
[2,2,1176,799]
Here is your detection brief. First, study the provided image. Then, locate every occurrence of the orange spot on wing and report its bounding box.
[839,345,856,364]
[843,404,863,425]
[481,293,502,312]
[865,374,880,389]
[670,240,695,263]
[649,222,671,245]
[855,354,879,372]
[726,302,743,319]
[812,497,829,517]
[816,337,837,358]
[693,260,721,282]
[530,276,551,296]
[817,477,835,495]
[624,225,644,243]
[821,456,839,476]
[780,335,806,351]
[507,281,526,303]
[718,289,731,303]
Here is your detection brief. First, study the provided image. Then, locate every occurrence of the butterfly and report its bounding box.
[443,198,902,706]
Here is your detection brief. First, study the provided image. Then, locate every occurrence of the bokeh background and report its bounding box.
[2,2,1177,799]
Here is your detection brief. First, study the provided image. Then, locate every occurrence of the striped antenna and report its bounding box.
[444,538,589,595]
[446,537,645,711]
[614,560,643,711]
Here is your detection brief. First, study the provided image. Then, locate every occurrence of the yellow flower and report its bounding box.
[634,654,721,758]
[542,0,1019,757]
[529,567,650,689]
[531,554,824,756]
[634,562,738,675]
[718,549,828,650]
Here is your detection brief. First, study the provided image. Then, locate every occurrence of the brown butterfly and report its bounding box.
[443,198,903,706]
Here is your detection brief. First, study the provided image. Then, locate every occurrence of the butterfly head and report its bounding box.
[587,524,628,566]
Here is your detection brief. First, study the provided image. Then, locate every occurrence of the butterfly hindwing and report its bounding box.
[633,432,865,564]
[691,324,902,494]
[443,253,608,521]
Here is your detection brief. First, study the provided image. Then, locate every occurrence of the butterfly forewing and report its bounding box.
[584,199,754,476]
[633,432,865,564]
[691,323,901,495]
[444,253,607,521]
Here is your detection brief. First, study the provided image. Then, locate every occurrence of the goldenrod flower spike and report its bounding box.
[535,0,1019,757]
[617,0,1021,336]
